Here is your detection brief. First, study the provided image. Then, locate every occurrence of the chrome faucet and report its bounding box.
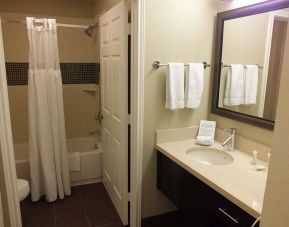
[222,128,236,151]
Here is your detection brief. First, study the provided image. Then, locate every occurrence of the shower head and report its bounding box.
[84,24,98,37]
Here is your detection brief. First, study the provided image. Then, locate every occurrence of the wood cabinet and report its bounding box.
[157,151,260,227]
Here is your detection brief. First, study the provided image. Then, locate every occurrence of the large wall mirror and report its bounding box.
[212,0,289,130]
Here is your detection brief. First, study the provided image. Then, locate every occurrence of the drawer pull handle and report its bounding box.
[218,208,239,224]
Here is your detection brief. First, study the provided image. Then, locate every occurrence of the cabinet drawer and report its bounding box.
[210,193,258,227]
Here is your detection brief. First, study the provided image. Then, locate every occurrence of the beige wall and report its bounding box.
[93,0,122,17]
[142,0,218,218]
[209,0,274,147]
[1,11,99,145]
[0,0,94,19]
[1,12,96,62]
[261,23,289,227]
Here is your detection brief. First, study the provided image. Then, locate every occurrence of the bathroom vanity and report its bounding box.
[156,139,266,227]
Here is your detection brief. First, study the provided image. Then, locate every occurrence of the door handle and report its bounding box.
[218,208,239,224]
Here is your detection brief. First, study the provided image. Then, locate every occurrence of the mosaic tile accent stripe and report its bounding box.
[5,62,100,86]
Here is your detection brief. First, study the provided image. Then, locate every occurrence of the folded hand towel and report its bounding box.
[68,152,80,172]
[185,63,204,109]
[196,135,214,144]
[224,64,245,106]
[244,65,258,105]
[166,63,185,110]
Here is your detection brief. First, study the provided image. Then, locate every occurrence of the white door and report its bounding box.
[99,1,129,225]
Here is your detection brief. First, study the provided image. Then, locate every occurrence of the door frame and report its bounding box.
[258,10,289,117]
[130,0,145,226]
[0,19,22,227]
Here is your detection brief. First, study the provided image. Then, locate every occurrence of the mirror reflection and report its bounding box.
[218,9,289,122]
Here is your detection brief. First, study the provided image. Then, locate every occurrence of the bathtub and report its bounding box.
[14,137,103,186]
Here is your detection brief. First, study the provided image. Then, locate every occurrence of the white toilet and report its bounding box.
[17,179,30,202]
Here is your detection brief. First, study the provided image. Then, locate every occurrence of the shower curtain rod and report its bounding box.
[2,19,89,29]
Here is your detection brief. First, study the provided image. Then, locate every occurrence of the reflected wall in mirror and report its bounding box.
[219,10,288,121]
[212,1,289,129]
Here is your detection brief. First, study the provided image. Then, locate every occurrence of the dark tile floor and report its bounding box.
[21,183,193,227]
[21,183,124,227]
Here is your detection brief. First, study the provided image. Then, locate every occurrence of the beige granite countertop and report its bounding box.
[156,139,268,218]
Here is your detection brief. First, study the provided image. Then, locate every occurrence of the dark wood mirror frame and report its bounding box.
[211,0,289,130]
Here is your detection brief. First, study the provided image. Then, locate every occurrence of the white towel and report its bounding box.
[68,152,81,172]
[185,63,204,108]
[224,64,245,106]
[165,63,185,110]
[244,65,258,105]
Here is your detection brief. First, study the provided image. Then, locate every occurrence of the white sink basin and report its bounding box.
[186,148,233,165]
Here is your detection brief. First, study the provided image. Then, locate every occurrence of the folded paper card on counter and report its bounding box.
[198,120,216,139]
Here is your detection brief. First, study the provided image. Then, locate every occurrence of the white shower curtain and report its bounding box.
[27,17,71,202]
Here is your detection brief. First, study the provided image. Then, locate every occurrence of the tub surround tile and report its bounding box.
[6,62,100,86]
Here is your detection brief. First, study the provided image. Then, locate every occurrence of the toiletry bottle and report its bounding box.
[267,152,271,170]
[250,150,258,165]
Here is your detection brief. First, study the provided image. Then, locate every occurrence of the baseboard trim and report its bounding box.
[70,178,103,187]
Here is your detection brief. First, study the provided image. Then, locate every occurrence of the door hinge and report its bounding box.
[128,23,131,35]
[128,114,131,125]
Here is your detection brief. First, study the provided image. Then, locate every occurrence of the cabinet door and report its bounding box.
[157,151,260,227]
[207,208,259,227]
[157,152,209,226]
[208,208,240,227]
[209,192,258,227]
[208,211,232,227]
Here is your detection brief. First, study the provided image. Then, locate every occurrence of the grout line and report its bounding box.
[94,221,123,227]
[79,192,93,227]
[54,211,85,219]
[52,202,57,227]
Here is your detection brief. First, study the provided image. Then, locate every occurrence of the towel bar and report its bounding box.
[153,60,211,69]
[221,63,263,69]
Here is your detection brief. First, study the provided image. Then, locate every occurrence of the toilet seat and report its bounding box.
[17,179,30,202]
